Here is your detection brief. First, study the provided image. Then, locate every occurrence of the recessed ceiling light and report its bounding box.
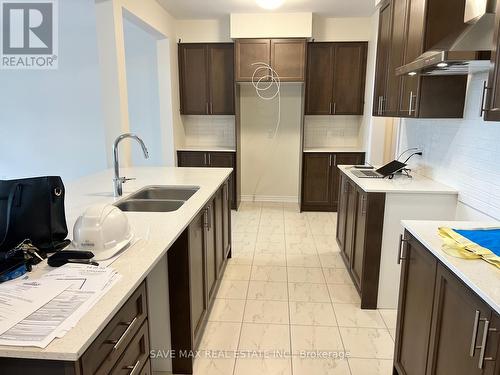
[256,0,285,10]
[437,62,448,68]
[408,72,417,76]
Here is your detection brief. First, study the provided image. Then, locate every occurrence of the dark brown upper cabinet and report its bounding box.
[179,43,234,115]
[484,0,500,121]
[305,42,368,115]
[235,38,306,82]
[373,0,468,119]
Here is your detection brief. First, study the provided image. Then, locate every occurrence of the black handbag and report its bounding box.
[0,176,70,252]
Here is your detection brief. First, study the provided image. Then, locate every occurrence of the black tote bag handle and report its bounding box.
[0,183,21,250]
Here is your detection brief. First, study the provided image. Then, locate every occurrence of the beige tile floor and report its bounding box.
[169,202,398,375]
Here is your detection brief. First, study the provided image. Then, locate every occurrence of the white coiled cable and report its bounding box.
[250,62,282,198]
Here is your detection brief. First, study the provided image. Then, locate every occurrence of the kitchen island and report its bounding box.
[0,167,233,375]
[395,220,500,375]
[336,165,458,309]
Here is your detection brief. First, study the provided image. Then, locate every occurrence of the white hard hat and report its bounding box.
[72,204,133,261]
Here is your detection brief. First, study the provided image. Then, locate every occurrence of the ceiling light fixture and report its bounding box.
[256,0,285,10]
[436,62,448,68]
[408,72,417,76]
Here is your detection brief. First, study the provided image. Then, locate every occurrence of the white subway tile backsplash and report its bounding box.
[304,116,362,148]
[399,72,500,220]
[183,115,236,148]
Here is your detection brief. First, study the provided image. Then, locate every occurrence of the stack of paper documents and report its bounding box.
[0,264,120,348]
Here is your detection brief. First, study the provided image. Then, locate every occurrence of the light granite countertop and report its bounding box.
[303,147,366,153]
[402,220,500,314]
[177,147,236,152]
[339,165,458,194]
[0,167,232,361]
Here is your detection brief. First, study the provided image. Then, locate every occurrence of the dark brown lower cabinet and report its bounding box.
[336,171,385,309]
[0,283,151,375]
[177,150,237,210]
[394,235,437,375]
[301,152,365,212]
[394,232,500,375]
[168,181,232,374]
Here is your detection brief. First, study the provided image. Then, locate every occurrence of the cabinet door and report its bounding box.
[305,43,334,115]
[384,0,407,116]
[214,188,225,277]
[399,0,425,117]
[208,44,235,115]
[332,43,367,115]
[351,191,366,289]
[204,202,217,302]
[343,180,358,264]
[271,39,306,81]
[394,234,437,375]
[222,181,231,258]
[179,44,209,115]
[235,39,271,81]
[177,151,207,167]
[301,153,333,209]
[373,0,392,116]
[427,263,493,375]
[485,0,500,121]
[188,212,207,342]
[332,153,365,210]
[208,152,236,209]
[336,174,349,252]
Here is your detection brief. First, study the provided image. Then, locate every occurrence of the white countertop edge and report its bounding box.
[0,167,233,361]
[402,220,500,314]
[338,165,458,195]
[303,148,366,153]
[177,147,236,152]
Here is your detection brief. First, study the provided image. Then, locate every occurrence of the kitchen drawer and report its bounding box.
[82,282,148,375]
[110,321,150,375]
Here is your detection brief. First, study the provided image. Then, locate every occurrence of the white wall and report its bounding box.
[176,18,231,42]
[399,72,500,221]
[240,84,302,202]
[312,16,372,41]
[183,116,236,149]
[0,0,106,181]
[230,13,313,38]
[304,116,362,148]
[123,17,163,166]
[96,0,183,167]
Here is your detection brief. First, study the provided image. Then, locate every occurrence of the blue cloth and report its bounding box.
[454,228,500,257]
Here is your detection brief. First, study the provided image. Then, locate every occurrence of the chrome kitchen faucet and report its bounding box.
[113,133,149,197]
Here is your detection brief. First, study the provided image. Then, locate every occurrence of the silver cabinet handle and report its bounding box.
[478,320,497,369]
[329,102,333,114]
[378,96,384,115]
[470,310,481,357]
[480,81,492,117]
[208,153,211,165]
[478,319,490,369]
[397,234,408,264]
[408,91,413,115]
[105,316,139,351]
[204,153,207,165]
[361,195,367,215]
[333,102,337,114]
[210,102,213,115]
[124,360,141,375]
[329,155,332,167]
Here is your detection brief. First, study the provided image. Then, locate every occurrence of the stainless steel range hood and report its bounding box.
[396,0,497,76]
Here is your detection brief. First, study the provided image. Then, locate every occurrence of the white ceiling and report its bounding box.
[157,0,376,19]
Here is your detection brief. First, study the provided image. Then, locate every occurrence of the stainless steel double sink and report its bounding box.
[115,186,199,212]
